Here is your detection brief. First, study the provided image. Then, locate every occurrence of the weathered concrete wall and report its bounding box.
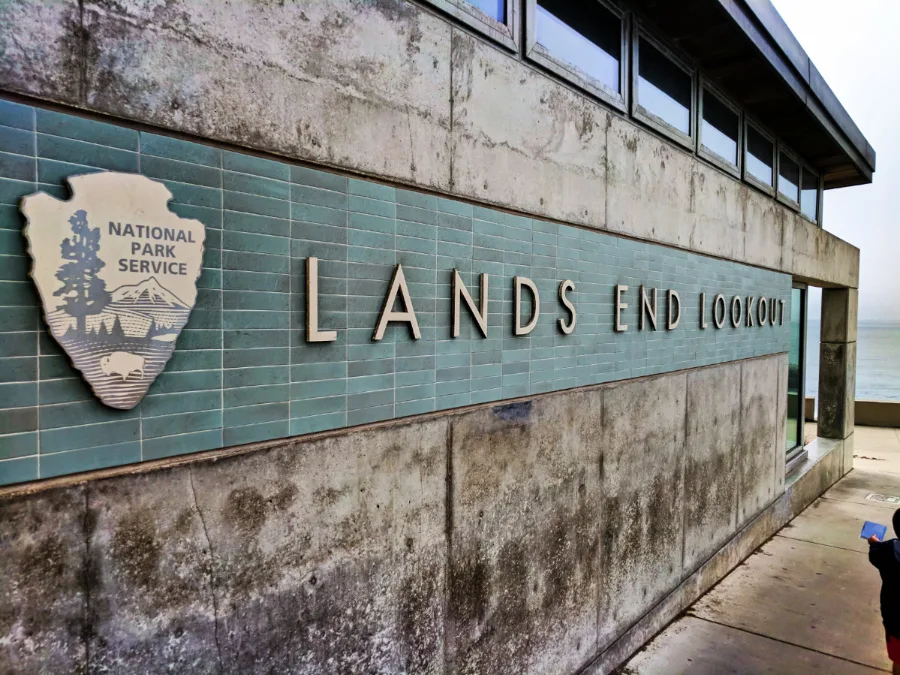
[683,366,740,573]
[1,355,786,673]
[737,357,780,525]
[5,0,453,190]
[450,30,608,230]
[3,421,449,673]
[0,0,858,289]
[447,394,602,674]
[597,373,686,651]
[583,432,847,674]
[0,0,848,671]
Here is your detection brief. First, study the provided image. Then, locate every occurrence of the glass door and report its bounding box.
[786,285,806,456]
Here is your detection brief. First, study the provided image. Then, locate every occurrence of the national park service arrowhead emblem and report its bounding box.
[21,173,205,410]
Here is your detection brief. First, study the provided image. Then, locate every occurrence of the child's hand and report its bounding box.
[869,534,882,543]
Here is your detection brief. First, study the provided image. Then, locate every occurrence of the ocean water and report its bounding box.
[807,320,900,401]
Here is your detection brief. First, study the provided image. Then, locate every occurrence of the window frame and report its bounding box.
[786,282,808,462]
[630,22,697,151]
[776,143,802,211]
[697,77,742,179]
[424,0,519,51]
[798,159,822,225]
[427,0,827,226]
[742,117,777,196]
[524,0,629,113]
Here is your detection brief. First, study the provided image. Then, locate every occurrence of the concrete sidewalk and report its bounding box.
[623,426,900,674]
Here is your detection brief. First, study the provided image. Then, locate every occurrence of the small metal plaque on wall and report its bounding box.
[21,173,205,410]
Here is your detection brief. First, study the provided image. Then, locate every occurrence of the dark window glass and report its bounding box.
[466,0,504,21]
[779,152,800,203]
[637,37,692,135]
[786,287,805,453]
[746,126,774,186]
[801,170,819,221]
[701,89,739,166]
[536,0,622,93]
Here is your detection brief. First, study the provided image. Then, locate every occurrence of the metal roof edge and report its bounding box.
[719,0,876,180]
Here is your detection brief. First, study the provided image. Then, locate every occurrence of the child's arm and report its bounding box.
[869,538,894,569]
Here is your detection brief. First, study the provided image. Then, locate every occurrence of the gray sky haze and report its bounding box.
[774,0,899,321]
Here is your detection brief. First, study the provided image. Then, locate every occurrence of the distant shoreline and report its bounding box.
[806,319,900,402]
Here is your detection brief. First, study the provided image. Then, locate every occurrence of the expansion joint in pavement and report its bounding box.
[775,532,869,554]
[685,615,892,674]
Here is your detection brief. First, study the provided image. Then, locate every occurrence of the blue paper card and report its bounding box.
[861,521,888,540]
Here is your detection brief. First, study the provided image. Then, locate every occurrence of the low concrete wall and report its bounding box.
[804,398,900,427]
[855,400,900,428]
[0,354,787,674]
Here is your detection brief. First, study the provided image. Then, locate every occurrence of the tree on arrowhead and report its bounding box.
[54,209,110,333]
[108,315,125,341]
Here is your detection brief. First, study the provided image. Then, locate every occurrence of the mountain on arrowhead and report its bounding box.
[110,277,189,308]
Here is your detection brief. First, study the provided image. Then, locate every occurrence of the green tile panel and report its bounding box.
[0,100,792,486]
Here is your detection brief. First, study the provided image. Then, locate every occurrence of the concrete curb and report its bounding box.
[805,397,900,428]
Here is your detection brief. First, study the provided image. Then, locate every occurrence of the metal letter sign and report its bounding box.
[21,173,205,410]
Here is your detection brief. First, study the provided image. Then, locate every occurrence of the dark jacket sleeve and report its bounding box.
[869,539,894,569]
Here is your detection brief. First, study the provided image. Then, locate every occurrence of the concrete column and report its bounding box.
[817,289,857,448]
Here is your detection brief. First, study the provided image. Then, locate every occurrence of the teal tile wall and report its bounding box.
[0,99,791,485]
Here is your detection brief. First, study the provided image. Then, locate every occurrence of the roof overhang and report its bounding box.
[629,0,875,188]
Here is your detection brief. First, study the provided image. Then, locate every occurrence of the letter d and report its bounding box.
[514,277,540,336]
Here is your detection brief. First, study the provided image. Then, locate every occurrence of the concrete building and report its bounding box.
[0,0,873,672]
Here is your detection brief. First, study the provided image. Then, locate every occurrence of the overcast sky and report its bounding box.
[773,0,898,321]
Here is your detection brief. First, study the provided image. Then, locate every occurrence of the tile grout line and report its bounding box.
[33,105,40,479]
[288,175,292,431]
[219,149,224,448]
[137,131,142,462]
[392,191,397,420]
[342,188,347,428]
